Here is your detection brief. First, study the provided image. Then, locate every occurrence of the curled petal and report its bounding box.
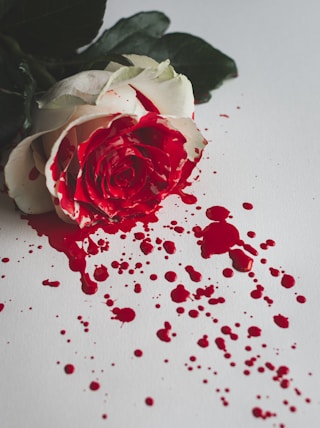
[98,60,194,118]
[4,137,53,214]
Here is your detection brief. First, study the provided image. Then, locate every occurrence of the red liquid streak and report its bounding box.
[42,279,60,288]
[215,337,227,352]
[229,249,253,272]
[185,265,202,282]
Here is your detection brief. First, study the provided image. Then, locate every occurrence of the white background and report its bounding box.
[1,1,320,427]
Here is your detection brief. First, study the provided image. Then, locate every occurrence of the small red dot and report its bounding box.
[145,397,154,406]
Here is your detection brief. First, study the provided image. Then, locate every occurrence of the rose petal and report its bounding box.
[4,137,53,214]
[98,60,194,118]
[38,70,113,109]
[105,55,159,72]
[165,116,207,162]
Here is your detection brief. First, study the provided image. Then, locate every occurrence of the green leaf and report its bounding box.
[0,45,36,149]
[82,11,170,61]
[0,0,17,20]
[1,0,107,57]
[96,27,238,102]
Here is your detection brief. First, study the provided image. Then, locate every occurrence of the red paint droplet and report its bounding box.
[248,326,262,337]
[205,206,230,221]
[2,257,10,263]
[156,322,172,342]
[42,279,60,287]
[134,349,143,357]
[188,309,199,318]
[64,364,75,374]
[93,265,109,282]
[197,335,209,348]
[145,397,154,406]
[163,240,176,254]
[134,283,142,293]
[242,202,253,210]
[28,166,40,181]
[81,272,98,295]
[222,268,234,278]
[185,265,202,282]
[296,295,306,304]
[229,249,253,272]
[281,274,295,289]
[200,221,240,258]
[0,303,5,312]
[89,381,100,391]
[170,284,190,303]
[273,314,289,328]
[140,239,154,255]
[112,307,136,323]
[215,337,227,352]
[164,271,177,282]
[269,267,280,277]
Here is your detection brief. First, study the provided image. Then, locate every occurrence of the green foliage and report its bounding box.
[0,3,237,149]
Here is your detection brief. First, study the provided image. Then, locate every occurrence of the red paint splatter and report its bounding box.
[273,314,289,329]
[112,307,136,323]
[156,322,172,342]
[229,249,253,272]
[64,364,75,374]
[145,397,154,406]
[185,265,202,282]
[163,241,176,254]
[93,265,109,282]
[89,381,100,391]
[281,274,295,289]
[42,279,60,287]
[197,335,209,348]
[170,284,190,303]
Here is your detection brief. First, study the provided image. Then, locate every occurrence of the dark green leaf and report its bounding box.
[0,45,36,148]
[82,11,170,60]
[0,0,17,20]
[1,0,107,57]
[150,33,238,102]
[101,29,238,102]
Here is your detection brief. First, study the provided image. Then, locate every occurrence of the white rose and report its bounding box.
[5,55,206,227]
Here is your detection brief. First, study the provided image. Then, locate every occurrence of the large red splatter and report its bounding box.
[12,199,310,427]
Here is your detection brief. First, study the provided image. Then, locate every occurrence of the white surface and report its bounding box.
[1,1,320,427]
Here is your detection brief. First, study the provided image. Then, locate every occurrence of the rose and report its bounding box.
[5,55,206,227]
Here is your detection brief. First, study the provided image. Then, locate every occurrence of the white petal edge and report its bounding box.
[166,116,207,162]
[4,136,54,214]
[98,60,195,118]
